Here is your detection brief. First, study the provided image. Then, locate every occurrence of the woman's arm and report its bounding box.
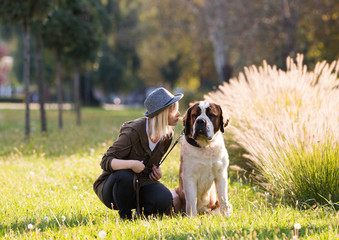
[101,131,134,173]
[110,158,145,173]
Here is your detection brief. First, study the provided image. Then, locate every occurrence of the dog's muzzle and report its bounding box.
[193,119,210,139]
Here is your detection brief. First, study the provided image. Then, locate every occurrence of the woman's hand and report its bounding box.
[130,160,145,173]
[149,164,162,181]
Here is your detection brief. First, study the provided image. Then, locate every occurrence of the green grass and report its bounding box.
[261,141,339,206]
[0,107,338,239]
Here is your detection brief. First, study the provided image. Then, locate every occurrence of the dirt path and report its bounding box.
[0,103,73,110]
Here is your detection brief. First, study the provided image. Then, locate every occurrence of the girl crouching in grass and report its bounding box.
[93,87,183,220]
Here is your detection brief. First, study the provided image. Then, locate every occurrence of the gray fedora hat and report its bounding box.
[144,87,183,118]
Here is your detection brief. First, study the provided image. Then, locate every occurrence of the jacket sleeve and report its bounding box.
[100,128,137,173]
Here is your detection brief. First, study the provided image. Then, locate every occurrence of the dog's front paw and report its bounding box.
[223,202,232,216]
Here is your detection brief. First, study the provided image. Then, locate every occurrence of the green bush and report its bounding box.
[0,97,23,103]
[264,140,339,206]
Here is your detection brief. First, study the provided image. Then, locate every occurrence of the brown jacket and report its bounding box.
[93,117,173,203]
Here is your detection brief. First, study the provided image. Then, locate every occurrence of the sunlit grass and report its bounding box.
[206,54,339,206]
[0,107,338,239]
[0,107,143,157]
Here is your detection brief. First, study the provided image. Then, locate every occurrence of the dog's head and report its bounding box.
[183,101,229,141]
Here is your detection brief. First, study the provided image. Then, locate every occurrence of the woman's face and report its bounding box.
[168,103,180,126]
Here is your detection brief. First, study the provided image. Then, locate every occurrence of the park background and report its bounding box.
[0,0,338,239]
[0,0,338,114]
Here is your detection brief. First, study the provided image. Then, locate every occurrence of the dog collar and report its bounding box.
[185,136,201,148]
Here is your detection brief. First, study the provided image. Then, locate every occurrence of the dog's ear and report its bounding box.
[224,117,230,129]
[216,104,229,133]
[183,106,192,136]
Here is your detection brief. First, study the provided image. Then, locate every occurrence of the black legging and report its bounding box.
[102,169,173,219]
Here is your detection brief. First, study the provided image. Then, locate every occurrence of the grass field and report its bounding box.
[0,107,338,239]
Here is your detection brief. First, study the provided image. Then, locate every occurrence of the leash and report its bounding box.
[133,174,141,217]
[159,129,184,166]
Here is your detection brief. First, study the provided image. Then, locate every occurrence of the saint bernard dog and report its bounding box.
[173,101,232,216]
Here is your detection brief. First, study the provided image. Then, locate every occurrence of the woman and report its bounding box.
[93,87,183,220]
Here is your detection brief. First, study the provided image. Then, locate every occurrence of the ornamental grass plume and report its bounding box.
[205,54,339,205]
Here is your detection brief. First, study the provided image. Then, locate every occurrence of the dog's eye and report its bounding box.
[208,112,216,118]
[192,114,198,118]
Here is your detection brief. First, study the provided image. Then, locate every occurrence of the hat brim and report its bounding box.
[144,93,183,118]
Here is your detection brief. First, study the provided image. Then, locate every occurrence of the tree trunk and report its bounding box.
[222,64,232,83]
[74,66,81,125]
[36,26,47,133]
[204,0,229,84]
[281,0,299,66]
[84,73,90,106]
[23,20,30,139]
[210,31,227,84]
[56,51,63,130]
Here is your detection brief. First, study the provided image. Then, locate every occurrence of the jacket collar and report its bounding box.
[121,117,172,164]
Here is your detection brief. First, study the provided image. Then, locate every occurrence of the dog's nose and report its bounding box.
[196,119,206,126]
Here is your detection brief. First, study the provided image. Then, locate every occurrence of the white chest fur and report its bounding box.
[181,131,228,164]
[180,131,229,214]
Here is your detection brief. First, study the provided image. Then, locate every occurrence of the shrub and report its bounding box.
[205,54,339,206]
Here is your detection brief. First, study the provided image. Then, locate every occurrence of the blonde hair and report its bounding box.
[148,101,178,141]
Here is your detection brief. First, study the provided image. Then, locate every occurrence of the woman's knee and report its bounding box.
[114,169,134,183]
[141,184,173,212]
[157,189,173,210]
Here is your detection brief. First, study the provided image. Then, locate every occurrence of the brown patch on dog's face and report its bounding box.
[206,103,222,133]
[190,104,201,126]
[208,103,229,133]
[183,103,200,136]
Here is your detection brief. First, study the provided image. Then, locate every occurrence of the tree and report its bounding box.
[42,0,102,126]
[137,1,204,90]
[160,54,183,90]
[0,0,56,138]
[42,2,79,129]
[31,21,48,133]
[174,0,232,84]
[42,8,65,130]
[65,0,102,125]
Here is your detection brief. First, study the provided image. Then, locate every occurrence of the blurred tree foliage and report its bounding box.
[138,0,212,90]
[0,0,338,103]
[301,0,339,65]
[42,0,102,128]
[160,54,183,90]
[95,0,142,95]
